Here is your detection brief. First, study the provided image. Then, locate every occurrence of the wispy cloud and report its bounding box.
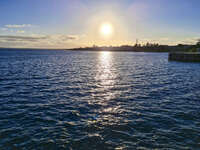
[138,37,199,45]
[5,24,33,28]
[180,37,199,45]
[0,35,47,42]
[0,34,81,48]
[0,28,8,31]
[16,30,25,34]
[1,24,35,34]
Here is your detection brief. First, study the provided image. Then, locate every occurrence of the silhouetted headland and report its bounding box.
[67,43,197,53]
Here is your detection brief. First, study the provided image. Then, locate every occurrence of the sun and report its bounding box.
[100,23,113,37]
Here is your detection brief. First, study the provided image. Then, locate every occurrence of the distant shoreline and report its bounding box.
[66,44,195,53]
[0,47,168,52]
[0,44,194,53]
[66,48,168,53]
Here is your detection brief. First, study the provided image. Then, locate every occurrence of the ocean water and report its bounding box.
[0,49,200,150]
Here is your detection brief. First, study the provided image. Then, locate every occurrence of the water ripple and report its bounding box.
[0,50,200,149]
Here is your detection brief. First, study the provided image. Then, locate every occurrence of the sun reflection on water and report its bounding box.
[88,52,125,125]
[96,51,115,89]
[89,51,117,105]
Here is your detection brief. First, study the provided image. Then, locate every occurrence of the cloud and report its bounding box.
[0,28,8,31]
[0,35,48,42]
[5,24,33,28]
[138,37,199,46]
[52,35,79,41]
[16,30,25,34]
[180,37,199,45]
[0,34,81,48]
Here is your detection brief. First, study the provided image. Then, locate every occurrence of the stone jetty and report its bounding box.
[169,52,200,62]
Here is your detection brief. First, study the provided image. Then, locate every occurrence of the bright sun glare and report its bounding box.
[100,23,113,37]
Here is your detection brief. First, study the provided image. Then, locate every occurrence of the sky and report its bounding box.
[0,0,200,48]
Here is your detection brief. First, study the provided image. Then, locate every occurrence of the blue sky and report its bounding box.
[0,0,200,48]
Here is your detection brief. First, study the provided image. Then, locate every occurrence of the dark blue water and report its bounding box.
[0,49,200,150]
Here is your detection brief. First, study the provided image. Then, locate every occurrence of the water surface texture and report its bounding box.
[0,49,200,149]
